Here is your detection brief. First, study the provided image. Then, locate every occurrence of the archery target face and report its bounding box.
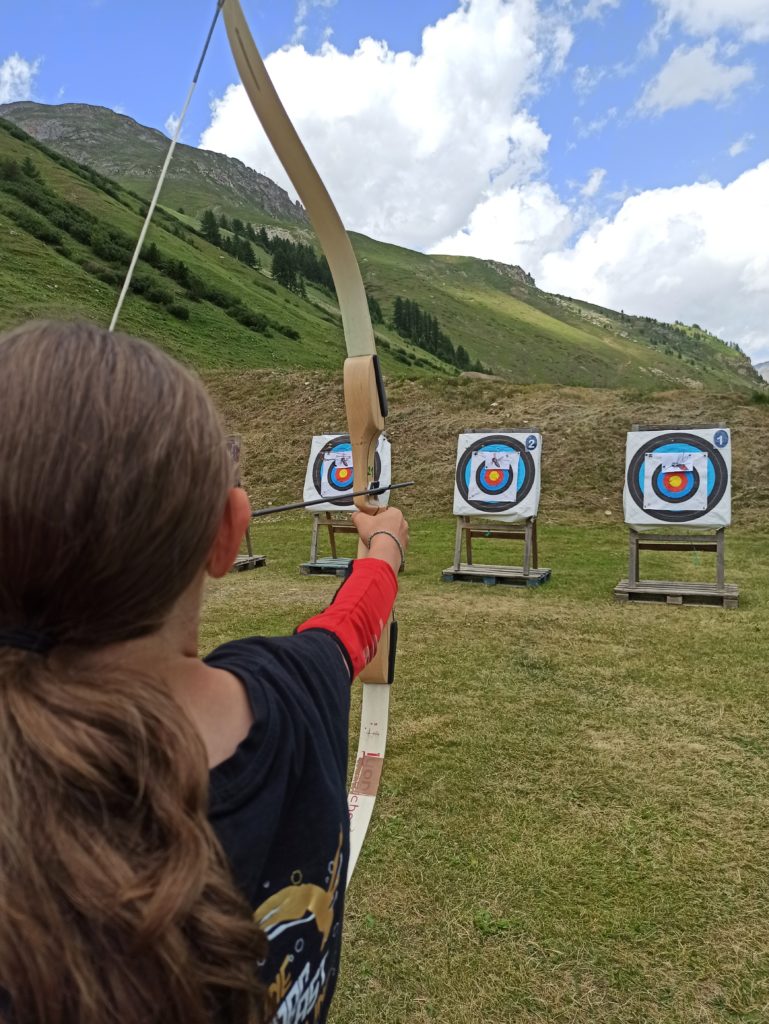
[303,434,392,511]
[624,428,731,528]
[453,432,541,521]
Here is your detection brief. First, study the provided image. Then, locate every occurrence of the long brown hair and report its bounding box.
[0,321,267,1023]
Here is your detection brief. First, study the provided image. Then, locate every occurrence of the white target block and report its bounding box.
[624,427,731,529]
[453,431,541,522]
[303,433,392,512]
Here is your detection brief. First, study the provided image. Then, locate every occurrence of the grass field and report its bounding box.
[200,517,769,1024]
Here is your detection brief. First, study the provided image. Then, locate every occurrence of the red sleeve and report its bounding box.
[296,558,398,679]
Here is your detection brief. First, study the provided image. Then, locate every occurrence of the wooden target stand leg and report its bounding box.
[300,511,360,578]
[442,516,551,588]
[614,527,738,608]
[226,435,266,574]
[231,520,268,573]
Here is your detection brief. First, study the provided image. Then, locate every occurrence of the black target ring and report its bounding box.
[312,434,383,508]
[456,434,535,514]
[626,431,728,523]
[650,463,701,504]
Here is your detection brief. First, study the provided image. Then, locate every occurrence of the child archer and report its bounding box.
[0,320,408,1024]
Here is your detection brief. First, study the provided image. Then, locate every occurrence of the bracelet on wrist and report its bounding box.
[366,530,405,571]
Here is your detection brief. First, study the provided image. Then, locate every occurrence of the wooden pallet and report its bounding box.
[614,578,738,609]
[300,556,353,578]
[442,563,552,587]
[231,554,267,573]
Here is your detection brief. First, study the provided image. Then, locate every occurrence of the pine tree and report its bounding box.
[201,210,222,246]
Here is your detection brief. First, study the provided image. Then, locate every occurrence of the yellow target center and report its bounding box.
[669,474,682,488]
[488,470,502,483]
[338,468,350,480]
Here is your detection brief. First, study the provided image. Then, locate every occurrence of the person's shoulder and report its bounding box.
[205,631,349,685]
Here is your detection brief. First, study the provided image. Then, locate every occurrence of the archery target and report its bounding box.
[623,428,731,528]
[453,432,541,522]
[303,433,392,511]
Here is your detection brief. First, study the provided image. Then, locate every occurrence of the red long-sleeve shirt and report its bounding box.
[296,558,398,678]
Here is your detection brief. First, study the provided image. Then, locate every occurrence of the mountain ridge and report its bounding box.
[0,101,308,227]
[0,103,762,393]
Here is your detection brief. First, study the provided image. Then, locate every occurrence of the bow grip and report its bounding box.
[344,354,387,514]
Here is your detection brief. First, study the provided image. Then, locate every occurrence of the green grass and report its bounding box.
[201,518,769,1024]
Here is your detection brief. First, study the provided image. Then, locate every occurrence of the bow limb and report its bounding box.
[222,0,395,879]
[221,0,385,515]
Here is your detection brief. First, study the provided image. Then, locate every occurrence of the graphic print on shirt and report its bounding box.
[256,831,344,1024]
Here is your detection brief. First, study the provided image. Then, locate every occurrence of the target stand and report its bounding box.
[299,432,393,577]
[226,435,267,574]
[614,424,738,608]
[232,526,268,573]
[299,512,357,578]
[442,516,551,587]
[614,529,738,608]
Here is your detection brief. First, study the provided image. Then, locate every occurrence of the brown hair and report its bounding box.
[0,321,267,1023]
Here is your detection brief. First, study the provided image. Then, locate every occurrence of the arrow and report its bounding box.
[250,481,415,519]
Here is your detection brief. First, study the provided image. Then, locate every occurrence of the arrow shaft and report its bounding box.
[251,481,414,519]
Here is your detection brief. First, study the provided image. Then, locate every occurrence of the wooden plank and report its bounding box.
[636,533,720,544]
[616,578,738,594]
[230,554,267,573]
[442,564,552,588]
[628,530,639,585]
[716,528,726,588]
[631,423,726,431]
[300,556,353,577]
[463,426,540,434]
[614,578,739,609]
[638,542,718,553]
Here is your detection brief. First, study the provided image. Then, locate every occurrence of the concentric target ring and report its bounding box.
[311,434,382,508]
[455,434,535,514]
[651,463,701,504]
[626,431,728,523]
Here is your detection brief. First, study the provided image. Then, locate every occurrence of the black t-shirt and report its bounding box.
[205,630,352,1024]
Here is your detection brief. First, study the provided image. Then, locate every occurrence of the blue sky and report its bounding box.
[1,1,768,358]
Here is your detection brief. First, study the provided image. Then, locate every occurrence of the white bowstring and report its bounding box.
[109,0,225,332]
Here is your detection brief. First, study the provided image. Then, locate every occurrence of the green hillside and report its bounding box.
[0,117,450,377]
[0,106,762,392]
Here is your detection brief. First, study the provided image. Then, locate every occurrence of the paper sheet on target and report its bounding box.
[643,451,708,511]
[467,450,520,502]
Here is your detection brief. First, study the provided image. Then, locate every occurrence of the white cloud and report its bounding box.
[0,53,40,104]
[582,0,620,19]
[293,0,339,45]
[165,112,181,138]
[539,161,769,358]
[573,64,606,96]
[638,39,753,114]
[729,132,754,156]
[200,0,569,251]
[429,182,573,270]
[652,0,769,42]
[574,106,617,137]
[581,167,606,196]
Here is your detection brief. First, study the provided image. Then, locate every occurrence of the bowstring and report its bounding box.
[109,0,225,331]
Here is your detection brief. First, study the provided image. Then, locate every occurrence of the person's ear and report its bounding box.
[207,487,252,578]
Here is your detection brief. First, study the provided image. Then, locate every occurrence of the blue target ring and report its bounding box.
[456,435,535,513]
